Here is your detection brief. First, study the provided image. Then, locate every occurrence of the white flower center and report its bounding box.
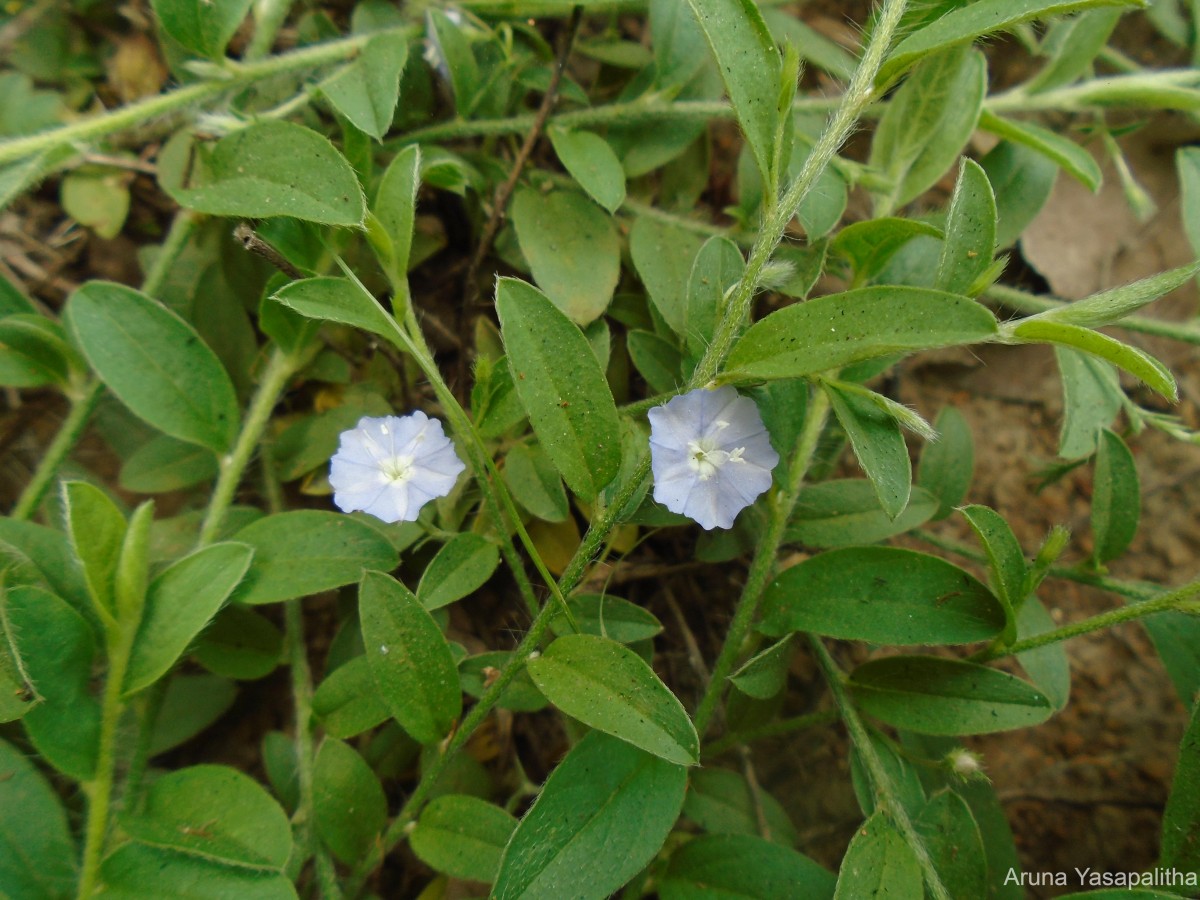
[687,437,746,481]
[380,454,416,484]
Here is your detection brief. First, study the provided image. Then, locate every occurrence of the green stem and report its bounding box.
[702,709,838,758]
[121,680,167,813]
[695,0,908,386]
[76,622,138,899]
[197,347,309,548]
[693,388,831,736]
[977,576,1200,661]
[245,0,296,61]
[0,27,416,167]
[809,637,952,900]
[985,283,1200,348]
[10,380,103,521]
[986,68,1200,114]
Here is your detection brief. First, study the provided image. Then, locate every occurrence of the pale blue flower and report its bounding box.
[329,412,465,523]
[648,386,779,530]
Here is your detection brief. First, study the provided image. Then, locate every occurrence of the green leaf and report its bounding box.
[193,605,283,682]
[935,159,997,296]
[0,520,89,616]
[271,276,396,341]
[66,281,240,453]
[685,236,744,358]
[630,217,706,339]
[627,330,683,394]
[915,406,974,520]
[824,382,911,519]
[1028,263,1200,329]
[849,728,926,818]
[121,764,292,869]
[411,795,517,883]
[313,738,387,865]
[511,189,620,325]
[548,594,664,644]
[833,811,923,900]
[724,287,998,382]
[869,47,986,212]
[416,533,500,610]
[162,122,365,226]
[730,634,793,699]
[979,110,1103,191]
[1009,318,1176,401]
[1160,696,1200,880]
[149,674,238,756]
[831,218,944,286]
[320,32,408,140]
[981,140,1059,249]
[761,547,1005,645]
[151,0,253,59]
[126,542,255,695]
[460,651,548,713]
[879,0,1141,84]
[959,505,1025,642]
[503,443,569,522]
[63,480,126,622]
[787,480,938,548]
[682,768,799,846]
[1015,597,1071,710]
[496,278,621,501]
[371,144,421,297]
[61,169,131,239]
[231,510,398,606]
[1028,9,1123,92]
[1142,609,1200,707]
[313,655,390,739]
[915,790,988,899]
[848,656,1054,735]
[0,737,77,898]
[426,9,480,115]
[1177,147,1200,266]
[662,834,836,899]
[527,633,699,765]
[8,585,100,780]
[0,314,78,387]
[1091,428,1140,565]
[683,0,782,190]
[120,434,218,493]
[1055,347,1123,459]
[494,731,687,900]
[360,571,461,744]
[548,127,626,214]
[99,844,298,899]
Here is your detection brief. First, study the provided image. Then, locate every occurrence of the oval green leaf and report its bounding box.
[99,843,298,899]
[126,542,255,695]
[511,188,620,325]
[787,480,938,548]
[0,737,76,898]
[496,278,621,501]
[121,764,292,869]
[313,739,387,865]
[410,794,518,884]
[848,656,1054,735]
[661,833,836,900]
[724,287,998,382]
[416,533,500,611]
[548,127,626,214]
[163,122,365,226]
[527,633,698,765]
[760,547,1005,645]
[359,570,461,744]
[833,811,923,900]
[66,281,240,453]
[493,730,687,900]
[231,510,399,606]
[1092,428,1140,565]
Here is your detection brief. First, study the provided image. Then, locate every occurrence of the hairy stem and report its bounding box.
[810,637,952,900]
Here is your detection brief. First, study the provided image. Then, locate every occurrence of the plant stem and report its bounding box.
[75,621,138,899]
[0,27,416,167]
[197,347,309,547]
[809,637,952,900]
[985,283,1200,348]
[10,380,103,521]
[976,576,1200,661]
[987,68,1200,114]
[693,388,832,736]
[245,0,296,61]
[694,0,909,386]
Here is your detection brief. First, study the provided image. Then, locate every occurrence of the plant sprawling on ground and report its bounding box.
[1,0,1200,897]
